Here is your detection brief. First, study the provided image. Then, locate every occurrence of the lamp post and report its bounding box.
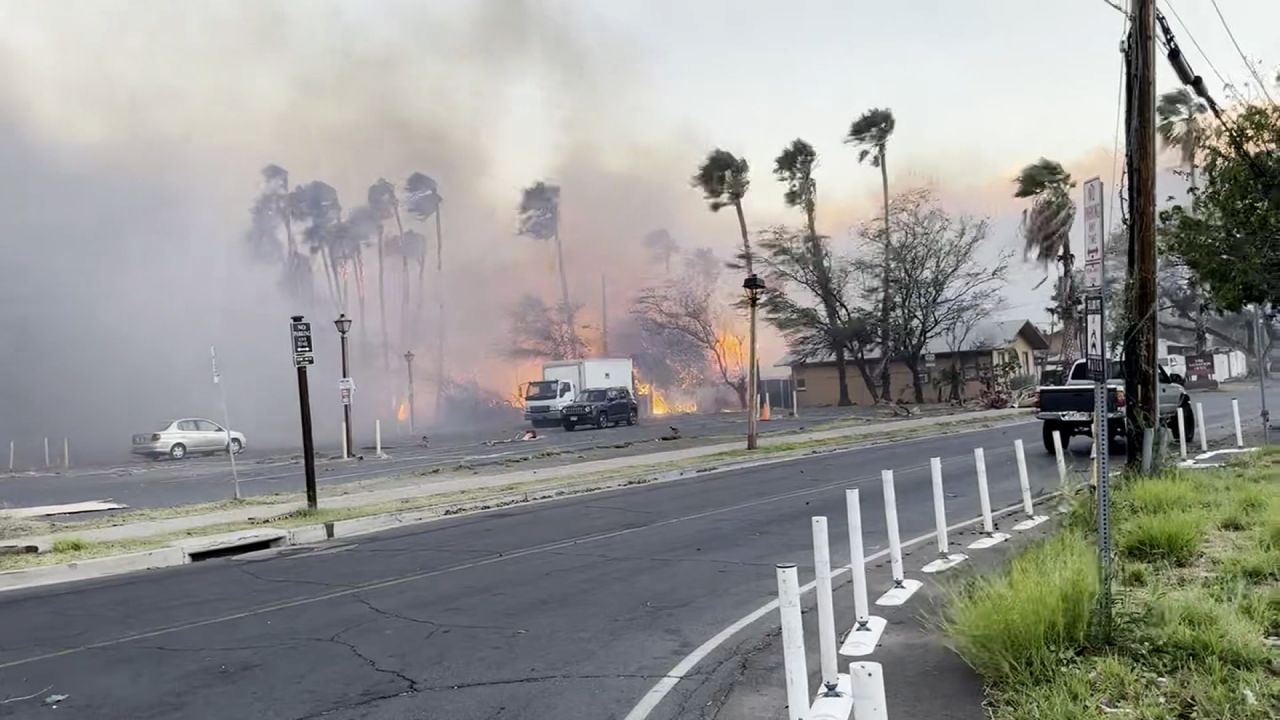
[404,350,417,432]
[743,273,766,450]
[334,313,354,458]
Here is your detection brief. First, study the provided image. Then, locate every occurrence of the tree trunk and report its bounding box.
[435,207,445,420]
[877,150,893,403]
[377,224,389,369]
[853,354,878,403]
[355,251,368,349]
[833,346,852,406]
[733,200,752,274]
[733,380,747,409]
[392,207,409,348]
[553,228,575,333]
[906,358,925,404]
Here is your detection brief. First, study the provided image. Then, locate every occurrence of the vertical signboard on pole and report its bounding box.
[1082,177,1111,633]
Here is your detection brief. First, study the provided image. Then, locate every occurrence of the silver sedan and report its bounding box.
[131,418,247,460]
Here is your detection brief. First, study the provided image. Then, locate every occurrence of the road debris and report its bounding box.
[484,430,542,447]
[0,500,127,518]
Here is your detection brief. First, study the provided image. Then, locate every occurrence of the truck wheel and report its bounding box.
[563,422,575,432]
[1171,402,1195,441]
[626,409,637,426]
[596,412,609,430]
[1042,423,1060,454]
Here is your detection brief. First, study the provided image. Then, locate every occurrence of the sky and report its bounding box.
[0,0,1277,455]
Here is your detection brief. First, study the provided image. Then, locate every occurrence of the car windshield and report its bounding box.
[525,381,558,401]
[580,390,608,402]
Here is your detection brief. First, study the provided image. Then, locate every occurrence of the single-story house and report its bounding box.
[778,319,1050,406]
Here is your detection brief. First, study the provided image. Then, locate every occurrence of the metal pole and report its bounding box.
[297,362,318,510]
[375,419,382,457]
[340,330,353,458]
[1195,401,1208,452]
[1014,439,1034,517]
[747,294,759,450]
[1232,398,1243,447]
[812,517,839,694]
[930,457,949,554]
[44,437,49,468]
[775,563,808,720]
[1255,308,1270,444]
[63,438,69,469]
[405,352,417,433]
[974,448,994,534]
[601,274,609,356]
[845,488,871,628]
[7,440,12,472]
[881,470,905,586]
[211,345,241,500]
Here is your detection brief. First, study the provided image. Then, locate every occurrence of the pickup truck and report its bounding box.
[1036,359,1193,452]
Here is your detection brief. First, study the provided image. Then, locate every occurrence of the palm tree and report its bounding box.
[1157,88,1210,352]
[692,149,753,272]
[368,179,397,368]
[289,180,343,312]
[341,205,378,345]
[405,172,445,417]
[643,228,679,275]
[1157,89,1208,191]
[845,108,897,401]
[773,138,852,406]
[517,181,574,332]
[1014,158,1078,361]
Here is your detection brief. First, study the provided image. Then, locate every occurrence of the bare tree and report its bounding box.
[506,294,588,361]
[861,191,1009,403]
[632,258,747,407]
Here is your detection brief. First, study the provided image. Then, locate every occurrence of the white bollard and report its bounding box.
[967,447,1010,549]
[1195,401,1208,453]
[975,448,993,533]
[875,470,922,606]
[1176,406,1188,459]
[1052,430,1067,485]
[792,388,799,418]
[1232,398,1243,447]
[7,440,13,472]
[63,438,69,469]
[375,419,383,457]
[44,437,50,468]
[841,489,887,655]
[1012,439,1049,531]
[341,421,349,459]
[922,457,967,574]
[849,661,888,720]
[811,517,839,693]
[776,563,808,720]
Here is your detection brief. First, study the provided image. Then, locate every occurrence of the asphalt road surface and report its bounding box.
[0,410,1255,719]
[0,385,1268,512]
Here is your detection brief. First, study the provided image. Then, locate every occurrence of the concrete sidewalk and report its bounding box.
[6,408,1030,551]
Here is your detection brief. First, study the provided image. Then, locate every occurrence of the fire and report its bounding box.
[396,400,409,423]
[648,385,697,416]
[715,329,747,370]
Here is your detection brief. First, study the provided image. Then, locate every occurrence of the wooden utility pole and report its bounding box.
[600,275,609,356]
[1124,0,1160,469]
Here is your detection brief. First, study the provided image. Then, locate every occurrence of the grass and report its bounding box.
[946,447,1280,719]
[49,537,89,553]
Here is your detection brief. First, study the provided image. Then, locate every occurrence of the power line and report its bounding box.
[1160,0,1240,101]
[1207,0,1277,106]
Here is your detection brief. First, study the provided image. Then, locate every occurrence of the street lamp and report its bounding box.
[743,273,766,450]
[334,313,354,458]
[404,350,417,432]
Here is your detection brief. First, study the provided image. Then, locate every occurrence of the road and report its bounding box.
[0,411,1253,719]
[0,406,897,511]
[0,385,1268,512]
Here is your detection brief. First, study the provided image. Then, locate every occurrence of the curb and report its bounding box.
[0,547,186,592]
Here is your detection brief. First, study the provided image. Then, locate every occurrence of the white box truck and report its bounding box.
[523,358,634,426]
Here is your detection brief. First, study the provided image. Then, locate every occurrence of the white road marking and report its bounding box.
[621,498,1051,720]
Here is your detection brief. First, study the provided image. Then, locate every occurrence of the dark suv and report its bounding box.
[562,387,638,431]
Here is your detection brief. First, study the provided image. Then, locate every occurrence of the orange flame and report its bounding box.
[396,400,409,423]
[648,384,697,416]
[715,329,747,370]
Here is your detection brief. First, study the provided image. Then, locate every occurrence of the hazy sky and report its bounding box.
[1,0,1278,451]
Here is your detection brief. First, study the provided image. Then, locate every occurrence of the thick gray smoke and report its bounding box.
[0,0,730,462]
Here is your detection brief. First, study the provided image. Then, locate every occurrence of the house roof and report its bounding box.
[776,318,1049,367]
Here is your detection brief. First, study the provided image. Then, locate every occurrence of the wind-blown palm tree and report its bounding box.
[643,228,679,275]
[341,205,378,344]
[845,108,896,401]
[405,172,446,416]
[368,179,397,368]
[290,180,343,312]
[1014,158,1078,361]
[692,149,753,272]
[517,181,574,332]
[1157,89,1211,352]
[773,138,852,406]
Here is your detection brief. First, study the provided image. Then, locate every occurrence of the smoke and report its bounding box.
[0,0,737,461]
